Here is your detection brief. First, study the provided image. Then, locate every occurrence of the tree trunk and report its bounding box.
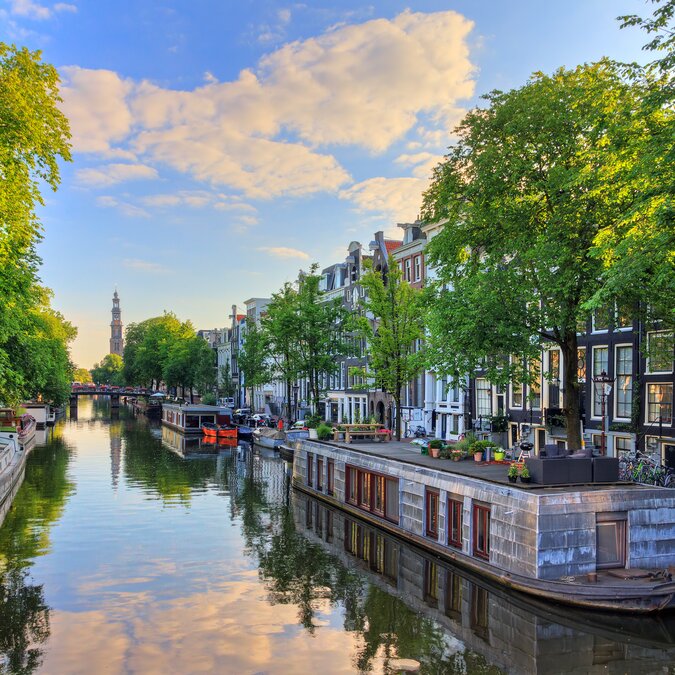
[562,333,582,451]
[394,390,402,441]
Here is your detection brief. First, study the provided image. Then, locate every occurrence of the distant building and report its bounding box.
[110,290,123,356]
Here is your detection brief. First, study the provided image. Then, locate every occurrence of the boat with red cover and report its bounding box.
[201,423,238,439]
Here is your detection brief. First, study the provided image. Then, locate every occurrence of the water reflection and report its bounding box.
[294,492,675,674]
[0,400,673,674]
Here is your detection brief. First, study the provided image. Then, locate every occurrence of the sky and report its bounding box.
[1,0,654,368]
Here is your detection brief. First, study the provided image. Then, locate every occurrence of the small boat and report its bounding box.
[234,424,253,439]
[0,409,37,448]
[201,423,237,439]
[253,427,310,449]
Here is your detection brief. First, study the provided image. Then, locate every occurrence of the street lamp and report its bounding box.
[592,370,613,456]
[292,384,299,423]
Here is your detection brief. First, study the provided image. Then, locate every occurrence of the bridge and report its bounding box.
[69,388,155,409]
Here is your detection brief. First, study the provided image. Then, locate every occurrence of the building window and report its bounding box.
[373,475,385,516]
[414,255,421,281]
[404,258,411,281]
[439,377,448,402]
[316,457,324,492]
[615,305,632,330]
[615,436,632,457]
[511,382,523,408]
[615,346,633,420]
[476,379,491,417]
[592,306,611,332]
[577,348,587,382]
[528,361,541,410]
[472,503,490,560]
[327,459,335,496]
[346,466,357,504]
[593,346,609,417]
[646,331,673,374]
[423,559,439,607]
[647,383,673,425]
[425,488,440,539]
[448,498,463,549]
[307,453,314,487]
[385,478,399,522]
[596,513,627,569]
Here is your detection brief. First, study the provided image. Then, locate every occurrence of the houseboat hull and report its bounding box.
[0,437,28,528]
[201,424,237,439]
[294,439,675,614]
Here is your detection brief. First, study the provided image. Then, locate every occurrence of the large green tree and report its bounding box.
[163,336,216,402]
[90,353,124,386]
[353,259,425,440]
[422,60,656,450]
[237,319,272,411]
[0,44,73,405]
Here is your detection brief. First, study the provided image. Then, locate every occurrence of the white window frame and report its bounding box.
[613,344,632,422]
[414,255,421,281]
[614,305,632,331]
[646,331,673,375]
[592,345,609,419]
[476,378,492,417]
[527,361,541,410]
[646,382,673,426]
[510,382,523,409]
[614,436,632,456]
[592,307,610,333]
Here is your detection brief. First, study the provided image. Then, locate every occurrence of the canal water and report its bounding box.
[0,398,673,674]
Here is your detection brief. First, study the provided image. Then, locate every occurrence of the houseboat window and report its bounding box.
[423,559,439,607]
[385,478,399,523]
[445,571,462,622]
[185,415,201,429]
[647,383,673,425]
[373,475,385,515]
[448,498,463,549]
[425,488,440,539]
[359,471,371,509]
[470,584,489,641]
[473,504,490,560]
[646,331,674,374]
[593,346,609,417]
[316,457,324,492]
[307,453,314,487]
[327,459,335,496]
[346,466,358,504]
[596,513,627,569]
[615,345,633,419]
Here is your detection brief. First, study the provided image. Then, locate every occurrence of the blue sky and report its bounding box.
[1,0,652,368]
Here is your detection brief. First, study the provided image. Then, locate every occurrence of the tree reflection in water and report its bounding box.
[0,436,75,674]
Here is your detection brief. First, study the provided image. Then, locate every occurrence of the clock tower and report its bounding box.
[110,290,124,356]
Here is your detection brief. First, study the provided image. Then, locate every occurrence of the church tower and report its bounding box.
[110,290,124,356]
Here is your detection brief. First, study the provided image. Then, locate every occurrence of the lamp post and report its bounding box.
[592,370,613,456]
[292,384,299,424]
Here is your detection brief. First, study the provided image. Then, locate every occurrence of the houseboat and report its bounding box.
[0,436,26,528]
[253,427,311,449]
[21,403,51,429]
[0,409,37,448]
[161,403,232,435]
[293,438,675,613]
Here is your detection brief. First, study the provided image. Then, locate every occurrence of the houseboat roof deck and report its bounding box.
[326,439,649,494]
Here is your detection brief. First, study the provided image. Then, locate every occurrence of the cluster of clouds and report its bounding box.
[6,0,75,20]
[60,9,476,230]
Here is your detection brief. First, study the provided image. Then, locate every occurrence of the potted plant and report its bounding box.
[494,447,505,462]
[507,463,519,483]
[451,449,463,462]
[428,438,443,458]
[520,465,531,484]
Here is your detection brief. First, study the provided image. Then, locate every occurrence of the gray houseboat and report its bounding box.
[292,439,675,612]
[161,403,232,434]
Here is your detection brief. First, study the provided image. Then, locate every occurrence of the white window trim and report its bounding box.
[613,343,633,422]
[475,378,492,417]
[591,308,609,334]
[527,365,542,411]
[414,255,421,281]
[510,383,523,409]
[646,331,674,375]
[645,382,673,426]
[614,436,632,454]
[591,345,609,420]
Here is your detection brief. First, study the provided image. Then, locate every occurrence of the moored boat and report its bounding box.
[252,427,285,448]
[0,435,27,527]
[161,403,232,434]
[201,423,237,439]
[0,409,37,448]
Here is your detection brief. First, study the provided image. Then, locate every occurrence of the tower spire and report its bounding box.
[110,290,123,356]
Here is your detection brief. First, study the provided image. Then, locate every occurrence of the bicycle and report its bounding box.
[405,425,427,438]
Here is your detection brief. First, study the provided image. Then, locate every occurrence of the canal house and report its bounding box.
[292,438,675,612]
[161,403,232,434]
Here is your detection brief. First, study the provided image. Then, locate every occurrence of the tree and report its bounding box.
[237,319,272,411]
[90,353,124,386]
[294,265,348,412]
[422,61,654,450]
[217,362,236,400]
[262,283,302,421]
[163,336,216,403]
[0,44,72,405]
[353,259,425,440]
[73,368,92,384]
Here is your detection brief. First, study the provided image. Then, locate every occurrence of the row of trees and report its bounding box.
[121,313,215,400]
[0,44,76,406]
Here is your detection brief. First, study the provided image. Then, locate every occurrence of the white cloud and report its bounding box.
[59,10,475,203]
[122,258,167,273]
[76,163,158,187]
[257,246,310,260]
[96,195,150,218]
[341,176,426,225]
[8,0,76,19]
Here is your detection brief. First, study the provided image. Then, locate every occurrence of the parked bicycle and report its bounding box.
[405,425,427,438]
[618,453,674,488]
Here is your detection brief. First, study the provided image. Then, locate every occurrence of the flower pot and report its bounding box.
[308,428,318,439]
[474,451,483,462]
[520,475,531,484]
[494,451,505,462]
[430,447,440,458]
[452,454,461,462]
[508,475,517,483]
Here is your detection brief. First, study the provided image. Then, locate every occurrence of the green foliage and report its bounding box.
[0,45,74,406]
[470,440,498,455]
[90,353,124,386]
[508,463,519,478]
[428,439,444,449]
[520,465,531,479]
[200,392,216,405]
[238,318,272,406]
[316,422,333,440]
[72,367,92,384]
[163,335,216,400]
[217,362,235,398]
[305,412,322,429]
[422,60,660,449]
[454,431,477,453]
[353,258,425,440]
